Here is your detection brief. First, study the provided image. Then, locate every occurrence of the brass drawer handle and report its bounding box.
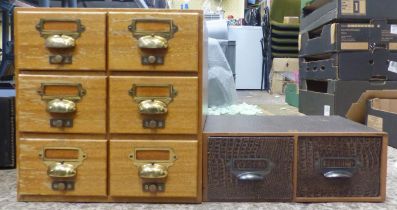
[129,148,177,193]
[36,19,85,64]
[128,18,178,65]
[128,18,178,43]
[39,147,87,191]
[139,100,168,115]
[47,162,76,178]
[228,158,274,181]
[45,34,75,49]
[47,98,76,114]
[318,157,361,179]
[129,84,177,115]
[139,163,168,179]
[38,83,86,114]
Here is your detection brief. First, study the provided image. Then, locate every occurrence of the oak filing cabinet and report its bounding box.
[15,8,206,203]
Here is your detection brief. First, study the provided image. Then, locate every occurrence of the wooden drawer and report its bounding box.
[297,136,383,199]
[109,76,198,134]
[14,9,106,71]
[17,74,106,134]
[109,140,198,199]
[206,136,294,201]
[18,139,107,196]
[108,11,199,72]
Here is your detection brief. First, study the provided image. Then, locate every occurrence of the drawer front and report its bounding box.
[108,12,199,72]
[297,136,382,198]
[109,140,198,198]
[18,139,107,196]
[207,136,294,201]
[17,75,106,134]
[109,76,198,134]
[14,10,106,71]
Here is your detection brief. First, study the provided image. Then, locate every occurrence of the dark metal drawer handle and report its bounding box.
[318,157,361,179]
[235,171,266,181]
[322,169,354,179]
[228,158,274,181]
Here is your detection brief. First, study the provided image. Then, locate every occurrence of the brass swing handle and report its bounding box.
[36,19,85,49]
[128,18,178,49]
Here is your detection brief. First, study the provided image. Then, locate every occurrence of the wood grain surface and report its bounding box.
[14,9,106,71]
[108,11,199,72]
[109,140,198,198]
[18,139,107,196]
[109,76,198,134]
[17,74,107,134]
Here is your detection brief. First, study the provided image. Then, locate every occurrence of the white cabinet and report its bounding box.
[228,26,264,90]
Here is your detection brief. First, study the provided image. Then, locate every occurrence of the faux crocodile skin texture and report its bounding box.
[207,136,294,201]
[297,136,382,197]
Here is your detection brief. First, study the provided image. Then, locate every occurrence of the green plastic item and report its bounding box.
[285,83,299,107]
[301,0,314,9]
[270,0,301,28]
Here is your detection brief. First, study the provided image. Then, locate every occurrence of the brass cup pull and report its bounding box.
[139,163,168,179]
[45,34,76,49]
[139,100,168,115]
[47,99,77,114]
[47,162,77,178]
[138,35,168,49]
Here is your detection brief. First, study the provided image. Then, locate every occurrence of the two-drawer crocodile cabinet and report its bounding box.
[203,116,387,202]
[14,8,206,203]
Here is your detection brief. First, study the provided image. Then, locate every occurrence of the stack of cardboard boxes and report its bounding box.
[299,0,397,116]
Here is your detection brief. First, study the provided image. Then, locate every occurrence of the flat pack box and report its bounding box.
[299,80,397,116]
[203,115,387,202]
[300,21,397,57]
[301,0,397,33]
[300,50,397,81]
[366,98,397,148]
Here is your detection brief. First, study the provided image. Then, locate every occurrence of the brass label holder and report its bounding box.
[36,19,85,64]
[128,18,178,65]
[38,147,87,191]
[38,83,86,128]
[129,148,177,193]
[128,84,177,129]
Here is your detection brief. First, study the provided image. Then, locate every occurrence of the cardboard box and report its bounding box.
[271,72,288,94]
[272,58,299,72]
[284,16,300,24]
[366,98,397,148]
[300,50,397,81]
[301,0,397,33]
[299,80,397,116]
[300,21,397,57]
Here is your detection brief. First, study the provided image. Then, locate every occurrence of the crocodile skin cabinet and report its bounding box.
[15,8,206,203]
[203,115,387,202]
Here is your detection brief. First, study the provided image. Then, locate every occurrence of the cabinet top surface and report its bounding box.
[204,115,381,134]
